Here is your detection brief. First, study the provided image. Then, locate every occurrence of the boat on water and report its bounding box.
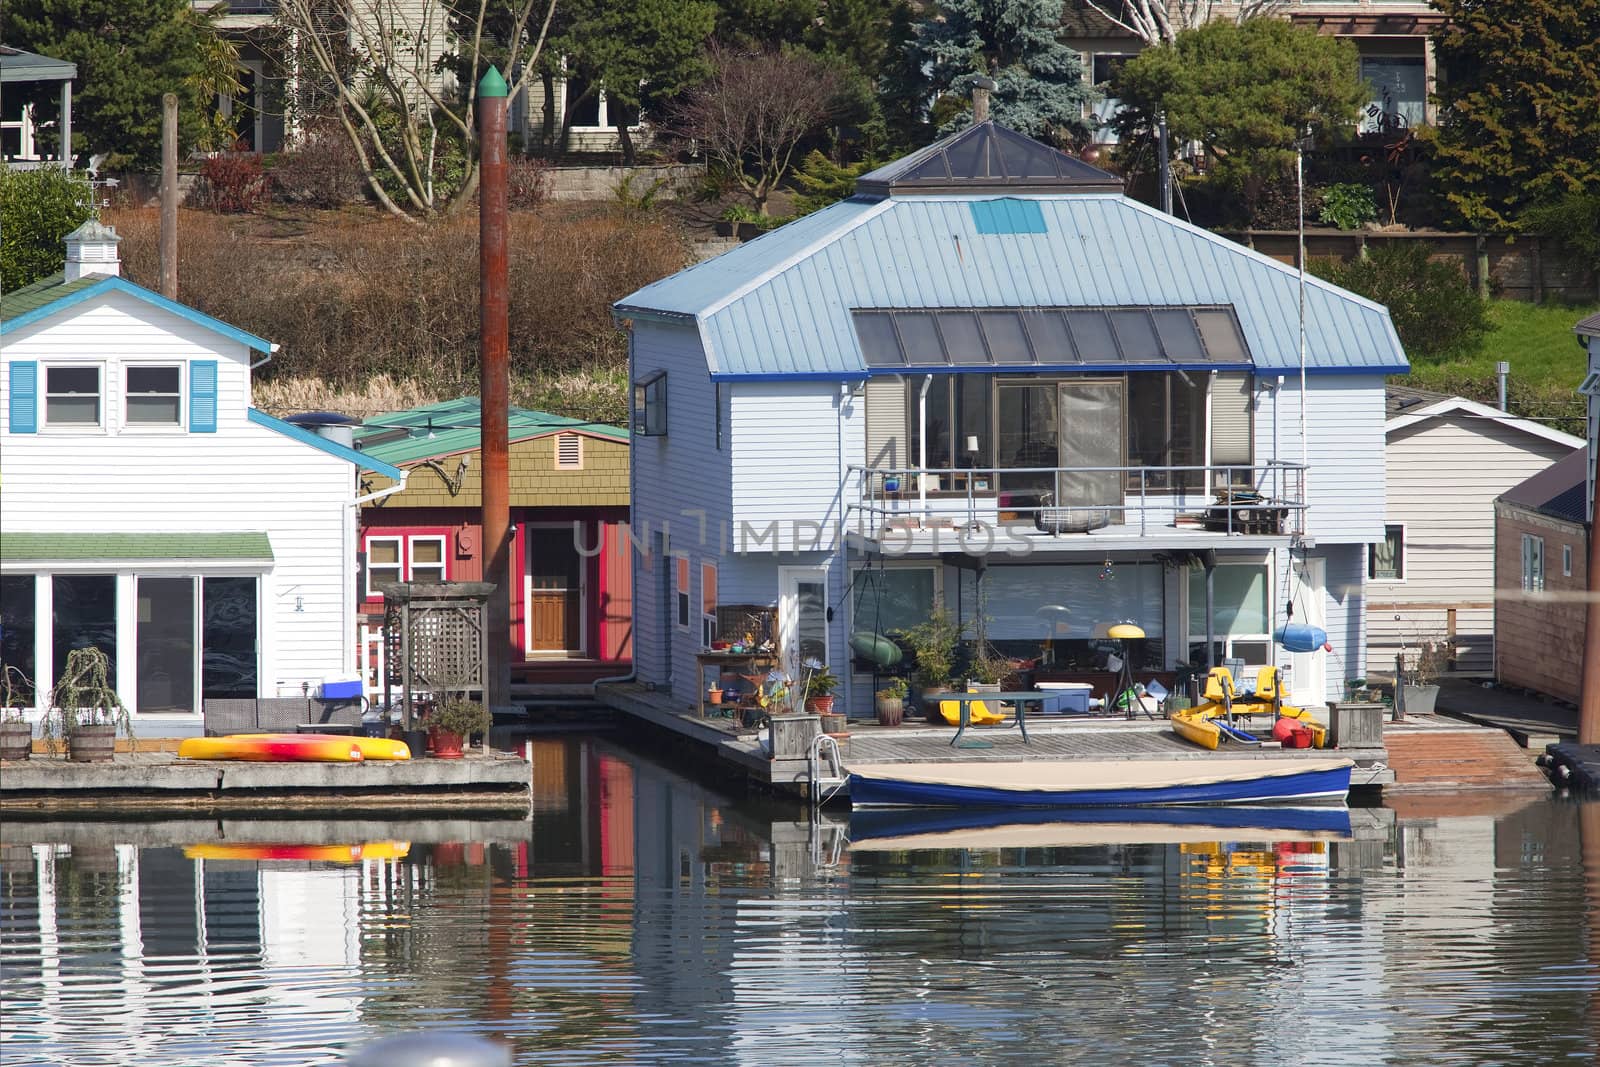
[849,803,1353,851]
[176,733,412,762]
[1170,666,1328,751]
[847,756,1353,808]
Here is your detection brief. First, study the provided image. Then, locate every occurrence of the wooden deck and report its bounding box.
[1381,713,1552,793]
[596,683,1395,798]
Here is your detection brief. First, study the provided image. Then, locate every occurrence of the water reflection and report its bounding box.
[1,735,1596,1066]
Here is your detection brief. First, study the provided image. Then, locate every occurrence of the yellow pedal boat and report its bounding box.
[1171,667,1327,751]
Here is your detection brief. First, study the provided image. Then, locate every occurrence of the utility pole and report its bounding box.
[1581,437,1600,744]
[159,93,178,300]
[478,68,511,713]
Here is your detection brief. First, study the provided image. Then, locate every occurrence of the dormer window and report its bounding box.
[44,365,101,427]
[125,365,182,425]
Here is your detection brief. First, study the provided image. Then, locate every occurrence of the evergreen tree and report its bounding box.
[1429,0,1600,230]
[715,0,819,49]
[5,0,212,169]
[551,0,717,164]
[1112,17,1367,193]
[898,0,1092,143]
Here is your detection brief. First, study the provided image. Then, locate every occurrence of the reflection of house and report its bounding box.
[1062,3,1442,144]
[1372,386,1581,675]
[615,120,1408,715]
[1491,311,1600,702]
[0,222,396,726]
[352,399,632,690]
[0,46,76,166]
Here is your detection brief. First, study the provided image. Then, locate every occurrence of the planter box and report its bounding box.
[768,714,821,760]
[1330,702,1386,749]
[1401,684,1439,716]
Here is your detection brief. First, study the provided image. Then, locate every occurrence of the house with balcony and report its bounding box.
[614,120,1408,718]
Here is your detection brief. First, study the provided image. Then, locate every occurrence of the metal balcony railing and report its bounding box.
[845,461,1308,541]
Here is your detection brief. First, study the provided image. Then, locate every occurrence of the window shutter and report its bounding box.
[864,377,905,485]
[1209,372,1252,465]
[190,360,218,433]
[8,361,38,433]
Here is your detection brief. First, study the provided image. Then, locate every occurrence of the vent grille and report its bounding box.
[555,432,583,469]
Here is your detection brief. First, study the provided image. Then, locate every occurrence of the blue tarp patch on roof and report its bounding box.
[969,199,1047,235]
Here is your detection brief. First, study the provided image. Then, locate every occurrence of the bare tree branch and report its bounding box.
[1083,1,1285,46]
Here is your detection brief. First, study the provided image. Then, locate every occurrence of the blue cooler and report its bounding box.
[318,676,364,700]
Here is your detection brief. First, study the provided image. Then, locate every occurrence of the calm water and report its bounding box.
[2,735,1597,1066]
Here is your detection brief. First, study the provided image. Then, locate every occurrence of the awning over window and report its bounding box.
[0,532,274,564]
[852,306,1251,369]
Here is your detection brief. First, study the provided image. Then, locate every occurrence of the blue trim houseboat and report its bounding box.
[613,122,1409,720]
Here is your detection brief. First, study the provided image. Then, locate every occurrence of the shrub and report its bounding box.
[1318,183,1378,230]
[508,156,551,211]
[272,126,366,207]
[200,148,270,213]
[0,167,94,290]
[1311,243,1489,361]
[1521,190,1600,284]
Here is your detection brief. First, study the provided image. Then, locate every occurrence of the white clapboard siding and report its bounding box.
[629,320,733,698]
[729,381,862,548]
[1,290,357,701]
[1368,413,1579,673]
[1260,375,1387,544]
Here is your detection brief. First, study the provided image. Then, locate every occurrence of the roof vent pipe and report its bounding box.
[972,75,996,124]
[1497,360,1510,411]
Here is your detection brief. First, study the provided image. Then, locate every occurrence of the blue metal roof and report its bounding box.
[615,194,1409,379]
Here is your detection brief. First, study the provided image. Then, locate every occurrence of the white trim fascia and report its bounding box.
[1385,396,1584,448]
[0,559,272,573]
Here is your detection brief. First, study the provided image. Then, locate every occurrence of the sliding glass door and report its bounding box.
[137,576,196,714]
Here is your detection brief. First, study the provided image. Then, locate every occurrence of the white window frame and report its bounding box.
[408,535,448,584]
[1563,543,1573,578]
[554,432,583,470]
[1522,533,1545,593]
[42,362,105,431]
[1369,524,1405,582]
[365,535,403,598]
[701,561,718,649]
[1186,562,1273,665]
[122,362,185,430]
[674,553,691,633]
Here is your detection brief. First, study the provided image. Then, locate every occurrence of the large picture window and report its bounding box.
[0,574,37,705]
[1188,564,1271,665]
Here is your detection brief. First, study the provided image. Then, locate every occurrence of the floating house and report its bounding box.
[352,399,632,690]
[0,221,396,729]
[1373,386,1581,675]
[614,121,1409,717]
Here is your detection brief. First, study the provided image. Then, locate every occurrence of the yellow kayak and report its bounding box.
[177,733,412,762]
[184,841,411,862]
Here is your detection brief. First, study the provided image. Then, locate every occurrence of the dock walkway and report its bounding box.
[597,682,1395,799]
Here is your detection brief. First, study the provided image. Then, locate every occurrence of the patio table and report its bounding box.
[941,691,1049,748]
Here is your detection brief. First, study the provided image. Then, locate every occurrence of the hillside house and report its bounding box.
[0,221,400,731]
[1372,386,1581,675]
[353,399,631,690]
[614,120,1408,719]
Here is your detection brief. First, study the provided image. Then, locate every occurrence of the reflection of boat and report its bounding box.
[177,733,412,762]
[849,804,1353,851]
[1171,667,1328,751]
[848,757,1353,808]
[183,841,411,862]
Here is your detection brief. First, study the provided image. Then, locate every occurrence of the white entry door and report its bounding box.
[1287,556,1327,707]
[778,567,830,681]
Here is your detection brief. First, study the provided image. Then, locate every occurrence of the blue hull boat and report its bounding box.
[847,757,1353,809]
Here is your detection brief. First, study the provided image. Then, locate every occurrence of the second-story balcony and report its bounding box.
[846,461,1307,554]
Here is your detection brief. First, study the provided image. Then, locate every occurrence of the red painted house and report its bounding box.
[353,399,631,689]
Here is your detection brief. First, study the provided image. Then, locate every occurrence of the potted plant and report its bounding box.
[804,665,845,733]
[1,665,34,761]
[896,607,963,723]
[875,676,908,727]
[426,697,490,759]
[43,647,133,762]
[1400,638,1447,716]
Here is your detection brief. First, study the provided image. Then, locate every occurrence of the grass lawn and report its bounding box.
[1397,299,1596,435]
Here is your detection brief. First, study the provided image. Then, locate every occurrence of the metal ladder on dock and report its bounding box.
[808,733,846,808]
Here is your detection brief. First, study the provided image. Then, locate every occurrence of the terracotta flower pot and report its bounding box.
[431,728,465,759]
[806,695,835,715]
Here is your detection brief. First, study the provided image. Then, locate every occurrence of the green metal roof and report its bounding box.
[353,397,628,468]
[0,273,100,321]
[0,531,274,563]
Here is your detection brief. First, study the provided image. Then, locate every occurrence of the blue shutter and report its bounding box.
[189,360,217,433]
[8,361,38,433]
